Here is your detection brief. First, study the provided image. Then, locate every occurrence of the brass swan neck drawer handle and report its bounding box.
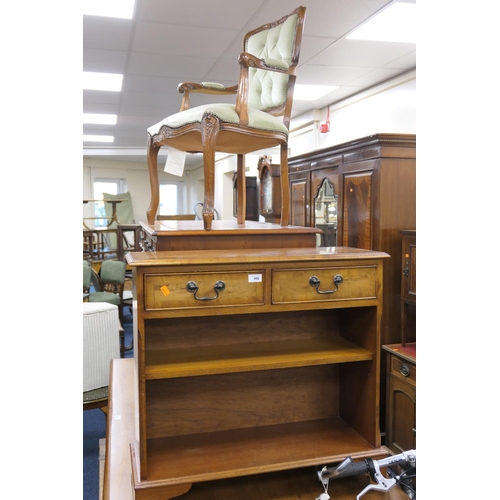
[309,274,343,294]
[186,280,226,301]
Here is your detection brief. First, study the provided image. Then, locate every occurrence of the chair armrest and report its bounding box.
[238,52,291,73]
[177,82,238,111]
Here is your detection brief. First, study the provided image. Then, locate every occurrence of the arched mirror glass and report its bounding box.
[314,177,338,247]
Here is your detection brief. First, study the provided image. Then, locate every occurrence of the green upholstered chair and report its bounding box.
[146,6,306,230]
[83,260,92,295]
[83,259,101,299]
[88,259,126,320]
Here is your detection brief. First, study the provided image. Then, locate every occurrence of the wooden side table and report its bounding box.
[83,199,126,229]
[83,229,94,260]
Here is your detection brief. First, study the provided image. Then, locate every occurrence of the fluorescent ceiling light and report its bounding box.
[83,72,123,91]
[83,113,117,125]
[83,0,136,19]
[347,2,416,43]
[83,135,114,143]
[294,85,339,101]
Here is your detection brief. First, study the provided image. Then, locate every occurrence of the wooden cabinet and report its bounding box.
[232,173,259,221]
[383,344,416,454]
[400,230,416,345]
[288,133,416,347]
[126,246,389,499]
[383,231,416,462]
[289,170,310,226]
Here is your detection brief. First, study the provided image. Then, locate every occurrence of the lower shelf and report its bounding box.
[143,418,383,484]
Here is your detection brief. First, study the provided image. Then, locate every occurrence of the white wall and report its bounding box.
[288,73,416,157]
[82,74,416,222]
[82,158,193,225]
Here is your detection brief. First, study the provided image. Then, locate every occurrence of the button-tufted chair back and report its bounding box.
[246,12,301,112]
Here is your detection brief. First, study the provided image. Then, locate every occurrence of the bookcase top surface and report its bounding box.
[126,246,390,267]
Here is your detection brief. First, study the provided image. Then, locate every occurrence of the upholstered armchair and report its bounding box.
[88,259,126,322]
[146,6,306,230]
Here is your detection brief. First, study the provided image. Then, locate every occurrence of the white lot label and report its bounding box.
[248,274,262,283]
[164,147,186,176]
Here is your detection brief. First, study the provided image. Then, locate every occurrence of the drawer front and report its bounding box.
[144,270,265,311]
[390,354,416,384]
[272,265,378,304]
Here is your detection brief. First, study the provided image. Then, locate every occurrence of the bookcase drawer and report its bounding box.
[271,265,378,304]
[390,354,416,384]
[144,270,265,311]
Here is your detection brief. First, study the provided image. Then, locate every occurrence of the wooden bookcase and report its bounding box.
[125,246,389,499]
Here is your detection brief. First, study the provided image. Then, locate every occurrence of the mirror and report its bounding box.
[314,178,338,247]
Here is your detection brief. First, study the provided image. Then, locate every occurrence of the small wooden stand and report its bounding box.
[139,219,320,252]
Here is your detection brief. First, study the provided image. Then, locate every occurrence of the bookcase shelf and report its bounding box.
[143,418,383,484]
[145,337,374,379]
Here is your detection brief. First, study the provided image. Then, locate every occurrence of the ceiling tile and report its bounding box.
[83,90,122,105]
[83,16,134,50]
[308,38,416,68]
[83,49,129,73]
[138,0,261,30]
[132,21,240,58]
[300,36,339,65]
[383,50,416,70]
[298,64,372,86]
[122,75,185,93]
[127,52,217,79]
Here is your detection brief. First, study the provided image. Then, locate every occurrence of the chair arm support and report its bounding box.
[178,82,238,95]
[178,82,238,111]
[238,52,292,74]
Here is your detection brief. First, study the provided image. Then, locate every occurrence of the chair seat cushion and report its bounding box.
[89,291,121,306]
[83,386,108,403]
[148,103,289,137]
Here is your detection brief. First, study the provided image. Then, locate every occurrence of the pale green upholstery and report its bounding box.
[83,260,92,293]
[148,103,289,137]
[145,7,306,229]
[246,14,298,111]
[89,291,121,306]
[103,191,135,226]
[99,259,126,283]
[88,260,126,319]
